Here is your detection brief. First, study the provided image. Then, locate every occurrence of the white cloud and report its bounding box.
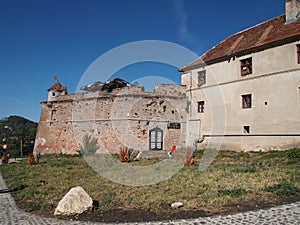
[0,97,27,105]
[172,0,197,43]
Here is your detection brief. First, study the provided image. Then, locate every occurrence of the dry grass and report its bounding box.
[119,146,129,162]
[183,148,195,166]
[1,153,9,164]
[28,152,38,166]
[0,149,299,214]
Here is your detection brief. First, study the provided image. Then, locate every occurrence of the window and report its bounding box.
[198,101,205,113]
[51,109,57,121]
[242,94,252,109]
[198,70,206,87]
[243,126,250,134]
[240,58,252,75]
[149,128,163,150]
[52,92,56,97]
[297,45,300,64]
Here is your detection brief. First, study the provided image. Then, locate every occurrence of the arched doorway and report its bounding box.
[149,128,163,150]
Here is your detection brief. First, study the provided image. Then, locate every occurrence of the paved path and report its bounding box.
[0,170,299,225]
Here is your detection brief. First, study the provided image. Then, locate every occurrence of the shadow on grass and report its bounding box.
[0,184,26,194]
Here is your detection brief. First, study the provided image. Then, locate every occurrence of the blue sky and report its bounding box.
[0,0,284,122]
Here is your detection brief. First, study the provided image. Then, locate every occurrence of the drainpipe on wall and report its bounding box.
[193,136,204,157]
[189,72,193,119]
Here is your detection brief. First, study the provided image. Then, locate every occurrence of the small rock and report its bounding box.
[171,202,183,209]
[251,146,265,152]
[54,186,93,216]
[135,151,142,159]
[129,150,140,160]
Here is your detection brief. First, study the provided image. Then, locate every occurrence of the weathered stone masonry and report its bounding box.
[34,84,188,154]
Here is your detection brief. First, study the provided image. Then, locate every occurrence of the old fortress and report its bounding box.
[34,0,300,154]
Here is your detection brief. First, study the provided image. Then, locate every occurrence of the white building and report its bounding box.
[180,0,300,151]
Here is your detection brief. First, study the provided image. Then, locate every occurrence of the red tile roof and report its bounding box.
[48,82,67,92]
[180,15,300,71]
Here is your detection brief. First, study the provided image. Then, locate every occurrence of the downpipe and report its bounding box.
[193,136,205,157]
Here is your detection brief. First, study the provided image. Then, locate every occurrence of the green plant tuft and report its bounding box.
[232,166,256,173]
[79,134,98,155]
[287,148,300,159]
[264,180,300,196]
[23,203,40,212]
[218,188,248,198]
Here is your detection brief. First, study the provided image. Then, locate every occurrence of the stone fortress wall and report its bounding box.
[34,84,188,154]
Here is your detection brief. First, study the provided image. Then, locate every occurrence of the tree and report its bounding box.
[0,116,37,157]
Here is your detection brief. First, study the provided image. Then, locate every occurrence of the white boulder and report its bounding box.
[54,186,93,216]
[171,202,183,209]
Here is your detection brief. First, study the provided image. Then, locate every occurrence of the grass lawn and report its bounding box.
[0,149,299,222]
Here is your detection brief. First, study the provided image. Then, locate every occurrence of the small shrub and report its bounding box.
[79,134,98,155]
[1,152,9,164]
[28,152,38,166]
[264,181,300,196]
[119,146,129,162]
[183,148,195,167]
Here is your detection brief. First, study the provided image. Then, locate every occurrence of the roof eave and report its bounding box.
[179,34,300,72]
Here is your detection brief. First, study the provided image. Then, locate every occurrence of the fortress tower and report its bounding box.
[47,81,68,101]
